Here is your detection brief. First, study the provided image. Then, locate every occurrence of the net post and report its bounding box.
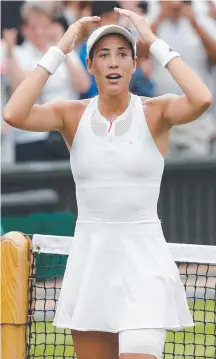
[1,231,32,359]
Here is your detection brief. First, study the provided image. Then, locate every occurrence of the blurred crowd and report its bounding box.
[1,0,216,165]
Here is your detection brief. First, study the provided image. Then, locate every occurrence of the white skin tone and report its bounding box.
[3,11,213,358]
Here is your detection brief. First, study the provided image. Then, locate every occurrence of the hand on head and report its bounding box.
[114,7,156,44]
[56,16,101,54]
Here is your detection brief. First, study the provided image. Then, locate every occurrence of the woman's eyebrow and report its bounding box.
[97,48,110,53]
[97,46,129,53]
[118,46,129,51]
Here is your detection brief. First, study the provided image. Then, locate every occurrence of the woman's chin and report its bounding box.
[104,85,127,96]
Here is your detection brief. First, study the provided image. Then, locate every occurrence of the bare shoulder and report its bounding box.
[65,99,91,127]
[52,98,92,149]
[51,98,91,119]
[139,96,165,127]
[140,94,179,108]
[50,98,91,129]
[137,96,173,158]
[140,94,179,129]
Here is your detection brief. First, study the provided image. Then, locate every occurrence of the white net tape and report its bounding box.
[32,234,216,264]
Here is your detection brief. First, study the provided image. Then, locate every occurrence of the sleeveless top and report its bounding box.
[53,93,194,332]
[70,93,164,223]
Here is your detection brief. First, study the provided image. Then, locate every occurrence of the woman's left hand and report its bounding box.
[114,7,157,45]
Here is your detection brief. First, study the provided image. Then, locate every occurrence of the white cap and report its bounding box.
[86,24,137,58]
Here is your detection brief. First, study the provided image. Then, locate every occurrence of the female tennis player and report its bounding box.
[4,8,212,359]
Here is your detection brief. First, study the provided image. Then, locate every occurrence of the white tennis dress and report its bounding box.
[53,93,194,332]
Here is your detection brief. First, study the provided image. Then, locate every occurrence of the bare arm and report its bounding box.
[49,21,90,94]
[160,57,213,127]
[3,65,64,132]
[114,7,213,128]
[3,16,100,133]
[8,46,90,95]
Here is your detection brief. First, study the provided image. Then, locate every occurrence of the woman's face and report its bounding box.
[22,12,52,51]
[87,34,137,96]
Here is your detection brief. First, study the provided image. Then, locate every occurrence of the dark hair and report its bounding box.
[89,33,135,61]
[53,16,69,32]
[137,1,148,14]
[91,1,121,17]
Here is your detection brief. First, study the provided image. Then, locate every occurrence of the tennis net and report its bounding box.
[27,235,216,359]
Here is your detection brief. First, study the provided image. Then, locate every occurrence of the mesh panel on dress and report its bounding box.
[115,110,132,136]
[91,110,107,137]
[91,107,132,137]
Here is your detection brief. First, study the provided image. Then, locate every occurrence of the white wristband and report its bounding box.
[150,39,180,68]
[37,46,66,75]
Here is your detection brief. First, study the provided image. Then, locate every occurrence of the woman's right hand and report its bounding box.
[56,16,100,54]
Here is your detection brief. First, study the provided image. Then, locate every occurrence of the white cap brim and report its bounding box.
[87,24,137,58]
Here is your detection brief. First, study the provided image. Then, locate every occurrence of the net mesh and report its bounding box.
[27,237,216,359]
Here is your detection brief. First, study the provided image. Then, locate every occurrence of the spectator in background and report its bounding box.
[118,0,140,37]
[63,1,91,26]
[62,1,92,47]
[91,0,120,25]
[149,1,216,157]
[2,1,90,162]
[78,1,121,99]
[129,1,154,97]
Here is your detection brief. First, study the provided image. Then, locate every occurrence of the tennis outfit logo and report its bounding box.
[169,47,174,52]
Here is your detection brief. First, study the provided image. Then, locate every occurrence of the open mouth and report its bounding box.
[106,74,122,81]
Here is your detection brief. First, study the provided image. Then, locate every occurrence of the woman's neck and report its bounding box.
[98,90,131,120]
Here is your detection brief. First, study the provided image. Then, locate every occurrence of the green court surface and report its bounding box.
[29,300,215,359]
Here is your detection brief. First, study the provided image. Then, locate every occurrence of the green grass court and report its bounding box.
[28,300,215,358]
